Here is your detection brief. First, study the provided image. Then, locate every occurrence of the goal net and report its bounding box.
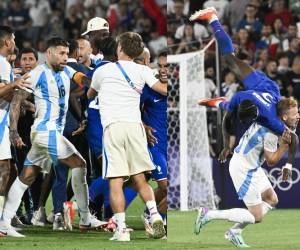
[168,48,216,211]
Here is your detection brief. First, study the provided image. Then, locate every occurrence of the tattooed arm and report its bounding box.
[0,73,31,99]
[9,89,31,148]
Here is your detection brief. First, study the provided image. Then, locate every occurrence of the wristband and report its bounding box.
[283,163,292,171]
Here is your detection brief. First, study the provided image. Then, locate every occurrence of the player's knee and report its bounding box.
[254,214,263,223]
[268,195,278,207]
[19,170,37,186]
[75,156,86,169]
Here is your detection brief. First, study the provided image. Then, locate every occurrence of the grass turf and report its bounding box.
[168,209,300,250]
[0,195,167,250]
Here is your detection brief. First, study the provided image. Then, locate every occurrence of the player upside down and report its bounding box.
[190,7,300,248]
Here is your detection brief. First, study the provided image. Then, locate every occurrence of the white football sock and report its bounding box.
[207,208,255,224]
[2,177,28,223]
[146,200,161,221]
[231,201,273,232]
[114,212,126,230]
[72,167,89,223]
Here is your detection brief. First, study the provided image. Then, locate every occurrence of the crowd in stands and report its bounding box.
[0,0,167,61]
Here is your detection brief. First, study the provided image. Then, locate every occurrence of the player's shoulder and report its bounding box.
[29,64,45,76]
[255,123,278,138]
[0,56,11,70]
[94,61,114,74]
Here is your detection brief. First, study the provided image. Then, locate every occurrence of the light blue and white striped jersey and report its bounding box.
[28,63,76,133]
[0,54,13,143]
[233,122,278,169]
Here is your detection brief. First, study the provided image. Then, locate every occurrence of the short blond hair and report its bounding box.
[277,97,298,116]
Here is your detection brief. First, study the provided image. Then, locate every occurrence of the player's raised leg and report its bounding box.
[190,7,254,81]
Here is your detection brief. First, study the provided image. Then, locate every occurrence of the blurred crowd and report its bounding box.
[0,0,167,61]
[167,0,300,103]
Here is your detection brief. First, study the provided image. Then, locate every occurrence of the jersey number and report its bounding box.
[58,85,65,98]
[253,92,274,107]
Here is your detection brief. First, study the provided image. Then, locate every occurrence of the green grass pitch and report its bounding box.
[168,209,300,250]
[0,195,167,250]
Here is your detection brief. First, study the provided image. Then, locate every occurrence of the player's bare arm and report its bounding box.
[151,80,167,96]
[264,130,290,167]
[0,73,31,100]
[87,87,97,99]
[219,111,236,163]
[9,89,31,148]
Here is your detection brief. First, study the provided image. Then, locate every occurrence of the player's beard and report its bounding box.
[53,63,66,72]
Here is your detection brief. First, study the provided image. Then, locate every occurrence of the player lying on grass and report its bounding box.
[0,37,106,237]
[192,7,299,175]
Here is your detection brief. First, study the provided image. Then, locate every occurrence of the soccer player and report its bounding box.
[0,37,105,237]
[140,49,168,236]
[87,32,167,241]
[190,8,299,247]
[191,7,298,174]
[194,97,299,247]
[0,26,31,221]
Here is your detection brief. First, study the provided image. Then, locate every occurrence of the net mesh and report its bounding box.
[168,51,216,210]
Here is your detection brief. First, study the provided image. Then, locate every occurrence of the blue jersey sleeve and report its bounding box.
[226,92,242,112]
[263,117,285,135]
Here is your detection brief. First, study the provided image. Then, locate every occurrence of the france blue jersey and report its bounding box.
[220,70,285,135]
[141,85,167,153]
[86,60,109,157]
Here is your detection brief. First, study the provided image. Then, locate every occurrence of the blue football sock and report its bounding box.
[210,20,234,55]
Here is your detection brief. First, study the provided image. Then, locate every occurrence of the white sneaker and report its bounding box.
[151,215,166,239]
[109,228,130,241]
[31,207,47,226]
[53,213,65,231]
[141,213,154,237]
[47,211,54,224]
[0,221,25,237]
[79,213,108,232]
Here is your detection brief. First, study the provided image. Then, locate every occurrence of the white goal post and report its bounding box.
[168,39,216,211]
